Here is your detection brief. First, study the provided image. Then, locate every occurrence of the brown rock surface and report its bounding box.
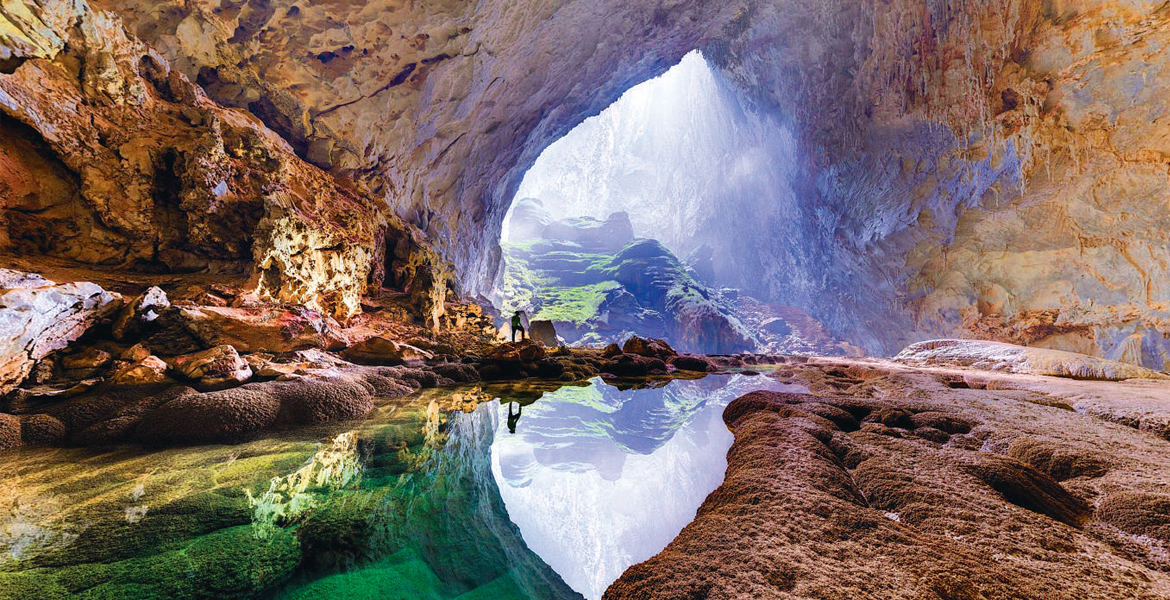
[166,344,252,390]
[607,358,1170,598]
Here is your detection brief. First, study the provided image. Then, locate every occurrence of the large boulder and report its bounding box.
[530,320,559,347]
[167,345,253,390]
[110,356,173,386]
[136,385,282,445]
[176,306,350,354]
[0,275,121,395]
[622,335,677,360]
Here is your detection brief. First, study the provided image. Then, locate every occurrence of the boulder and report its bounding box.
[622,336,677,360]
[0,276,121,395]
[110,356,173,386]
[111,286,170,341]
[167,345,253,390]
[176,306,350,354]
[895,339,1169,381]
[602,343,623,357]
[530,320,559,347]
[342,336,434,365]
[505,197,553,241]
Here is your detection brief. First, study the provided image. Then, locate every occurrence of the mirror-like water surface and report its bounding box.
[0,373,800,600]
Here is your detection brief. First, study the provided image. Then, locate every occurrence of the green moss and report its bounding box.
[532,281,621,325]
[0,571,70,600]
[277,549,445,600]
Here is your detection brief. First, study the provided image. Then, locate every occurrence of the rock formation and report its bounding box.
[607,358,1170,598]
[5,0,1151,369]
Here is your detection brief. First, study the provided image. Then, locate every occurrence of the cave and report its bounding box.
[3,1,1170,598]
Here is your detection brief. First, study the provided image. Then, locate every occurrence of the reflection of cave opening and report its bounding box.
[496,51,857,357]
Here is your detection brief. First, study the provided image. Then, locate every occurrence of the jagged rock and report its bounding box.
[167,345,252,390]
[110,355,172,386]
[529,320,558,347]
[341,336,433,366]
[111,286,169,341]
[0,276,120,395]
[895,339,1169,381]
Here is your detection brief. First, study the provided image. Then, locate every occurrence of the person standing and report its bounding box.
[511,310,527,342]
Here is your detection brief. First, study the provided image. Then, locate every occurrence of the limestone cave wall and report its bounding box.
[3,0,1169,366]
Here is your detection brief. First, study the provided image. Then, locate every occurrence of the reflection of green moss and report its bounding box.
[278,548,445,600]
[10,525,302,600]
[216,452,310,487]
[532,281,621,325]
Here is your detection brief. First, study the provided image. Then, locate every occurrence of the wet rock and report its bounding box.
[167,345,252,390]
[111,286,169,341]
[341,336,433,365]
[0,276,120,395]
[19,413,66,445]
[530,320,558,347]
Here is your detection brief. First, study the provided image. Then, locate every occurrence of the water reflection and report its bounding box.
[0,373,799,600]
[490,374,804,599]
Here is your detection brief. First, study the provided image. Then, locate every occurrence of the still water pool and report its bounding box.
[0,373,800,600]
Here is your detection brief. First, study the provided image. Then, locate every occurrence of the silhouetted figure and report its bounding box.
[511,310,528,342]
[507,402,522,434]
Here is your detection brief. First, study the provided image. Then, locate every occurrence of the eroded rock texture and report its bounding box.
[0,0,448,323]
[607,360,1170,598]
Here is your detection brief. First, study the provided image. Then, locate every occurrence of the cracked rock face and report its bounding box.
[0,275,120,395]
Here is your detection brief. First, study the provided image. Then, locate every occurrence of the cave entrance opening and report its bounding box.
[496,51,812,355]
